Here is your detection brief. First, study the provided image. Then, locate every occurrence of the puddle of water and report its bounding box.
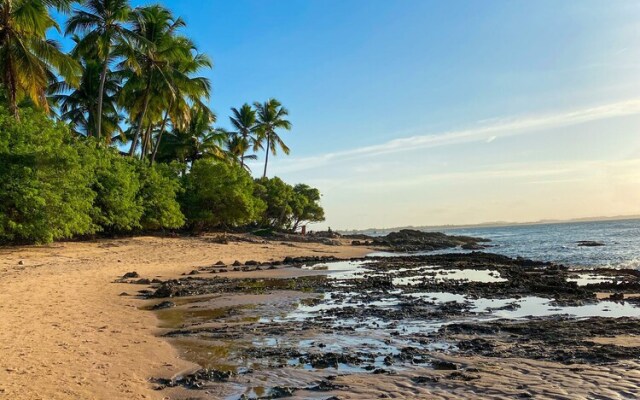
[393,268,506,285]
[567,274,616,286]
[152,258,640,395]
[303,260,369,279]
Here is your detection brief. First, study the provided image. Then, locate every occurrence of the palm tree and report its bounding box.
[229,103,257,169]
[155,106,226,166]
[119,5,193,157]
[226,135,258,171]
[48,34,123,139]
[0,0,80,118]
[65,0,134,140]
[49,52,124,140]
[254,99,292,178]
[147,42,212,164]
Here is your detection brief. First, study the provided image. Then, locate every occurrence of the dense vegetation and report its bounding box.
[0,0,324,244]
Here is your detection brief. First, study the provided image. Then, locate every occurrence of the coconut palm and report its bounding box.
[155,106,225,165]
[228,103,258,169]
[120,5,195,157]
[49,55,123,140]
[146,42,212,164]
[254,99,292,178]
[65,0,134,140]
[0,0,80,118]
[226,132,258,171]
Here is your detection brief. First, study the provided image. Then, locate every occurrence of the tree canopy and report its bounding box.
[0,0,325,244]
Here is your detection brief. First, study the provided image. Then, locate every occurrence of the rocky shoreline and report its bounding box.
[125,250,640,399]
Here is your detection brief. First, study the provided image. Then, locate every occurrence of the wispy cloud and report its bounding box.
[258,98,640,174]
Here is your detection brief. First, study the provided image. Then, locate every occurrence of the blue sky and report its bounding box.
[57,1,640,229]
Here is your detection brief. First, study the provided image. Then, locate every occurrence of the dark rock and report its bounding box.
[122,271,139,279]
[307,380,347,391]
[151,368,232,389]
[447,371,480,381]
[577,241,605,247]
[609,292,625,301]
[368,229,489,252]
[134,278,151,285]
[214,261,226,266]
[151,301,175,310]
[232,260,242,266]
[432,360,458,370]
[245,260,259,266]
[269,386,297,398]
[412,376,439,384]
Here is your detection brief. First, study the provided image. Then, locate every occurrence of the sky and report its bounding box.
[59,0,640,230]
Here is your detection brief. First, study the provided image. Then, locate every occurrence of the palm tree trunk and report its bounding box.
[151,110,170,165]
[240,152,245,169]
[4,53,18,120]
[96,56,109,142]
[128,78,153,156]
[140,124,152,160]
[262,132,271,178]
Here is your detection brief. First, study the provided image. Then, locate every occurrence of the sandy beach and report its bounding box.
[2,235,640,400]
[0,235,370,400]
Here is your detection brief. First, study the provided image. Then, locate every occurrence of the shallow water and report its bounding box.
[154,254,640,398]
[366,218,640,268]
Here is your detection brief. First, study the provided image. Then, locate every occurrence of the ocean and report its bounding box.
[441,218,640,268]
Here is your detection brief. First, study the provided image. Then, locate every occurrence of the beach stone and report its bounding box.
[214,261,225,266]
[432,360,458,370]
[151,301,175,310]
[122,271,139,279]
[232,260,242,266]
[577,241,605,247]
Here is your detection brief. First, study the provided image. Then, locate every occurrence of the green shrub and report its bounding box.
[138,163,185,230]
[253,177,325,231]
[181,159,265,229]
[290,184,325,230]
[0,108,96,243]
[253,176,294,228]
[91,150,143,232]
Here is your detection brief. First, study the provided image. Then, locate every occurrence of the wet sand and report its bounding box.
[2,236,640,399]
[146,254,640,400]
[0,235,370,400]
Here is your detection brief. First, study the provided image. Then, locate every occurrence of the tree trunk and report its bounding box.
[3,47,18,120]
[151,110,170,165]
[262,132,271,178]
[96,55,109,142]
[128,77,153,156]
[140,124,152,160]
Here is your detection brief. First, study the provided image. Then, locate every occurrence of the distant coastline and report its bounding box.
[340,214,640,235]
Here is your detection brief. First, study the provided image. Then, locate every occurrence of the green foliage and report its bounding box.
[182,159,265,229]
[91,149,143,232]
[138,163,185,230]
[0,3,318,244]
[254,177,325,231]
[0,108,96,243]
[254,176,295,228]
[291,184,325,230]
